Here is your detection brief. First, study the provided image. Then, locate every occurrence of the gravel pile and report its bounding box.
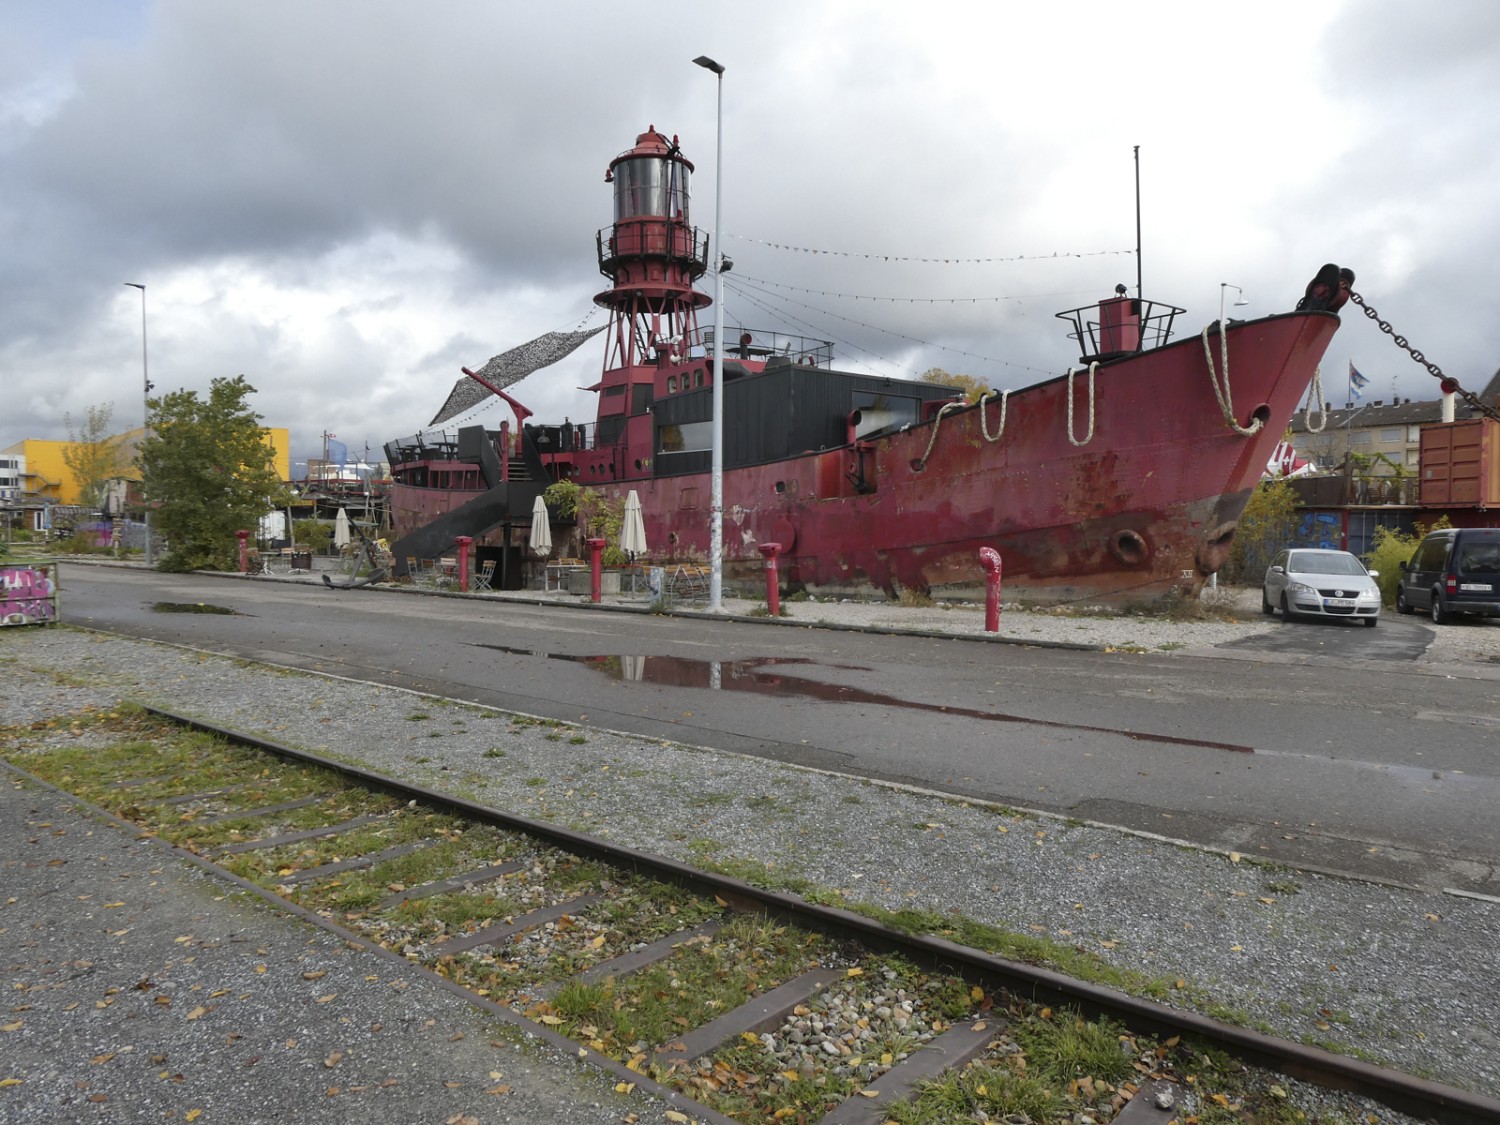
[3,622,1496,1120]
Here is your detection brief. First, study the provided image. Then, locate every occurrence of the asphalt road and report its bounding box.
[42,565,1500,895]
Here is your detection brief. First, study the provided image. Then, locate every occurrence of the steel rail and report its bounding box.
[140,705,1500,1125]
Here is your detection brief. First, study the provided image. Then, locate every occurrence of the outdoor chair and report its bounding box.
[473,560,496,592]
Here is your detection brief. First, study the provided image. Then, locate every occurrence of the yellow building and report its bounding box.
[2,427,291,505]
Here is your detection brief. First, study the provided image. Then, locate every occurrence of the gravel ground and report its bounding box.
[3,596,1498,1120]
[0,750,674,1124]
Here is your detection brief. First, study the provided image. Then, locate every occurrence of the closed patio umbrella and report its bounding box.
[333,507,351,550]
[529,494,552,557]
[621,490,647,560]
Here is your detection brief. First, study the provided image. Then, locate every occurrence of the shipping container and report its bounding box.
[1419,418,1500,507]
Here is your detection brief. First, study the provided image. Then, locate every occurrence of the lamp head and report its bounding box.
[693,55,724,75]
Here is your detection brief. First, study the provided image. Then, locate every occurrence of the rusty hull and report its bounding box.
[608,311,1340,606]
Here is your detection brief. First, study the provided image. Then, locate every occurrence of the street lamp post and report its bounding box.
[124,282,153,566]
[693,54,726,612]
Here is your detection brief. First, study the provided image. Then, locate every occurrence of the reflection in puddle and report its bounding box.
[469,644,1254,753]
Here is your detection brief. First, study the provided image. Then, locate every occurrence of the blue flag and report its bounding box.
[1348,362,1369,400]
[327,438,348,466]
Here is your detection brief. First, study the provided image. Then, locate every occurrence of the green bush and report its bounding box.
[294,518,333,554]
[58,531,107,555]
[1364,515,1451,605]
[1224,479,1298,583]
[1365,526,1417,606]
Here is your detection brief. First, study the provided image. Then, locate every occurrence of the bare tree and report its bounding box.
[62,403,125,510]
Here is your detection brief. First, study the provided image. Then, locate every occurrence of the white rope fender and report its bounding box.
[1201,324,1264,436]
[914,400,968,470]
[977,388,1010,442]
[1303,365,1329,433]
[1066,363,1098,446]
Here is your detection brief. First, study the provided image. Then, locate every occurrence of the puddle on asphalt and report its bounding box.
[151,601,243,615]
[469,644,1254,753]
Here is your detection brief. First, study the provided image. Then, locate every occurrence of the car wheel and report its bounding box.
[1430,591,1449,625]
[1261,588,1275,615]
[1279,592,1294,620]
[1395,587,1412,615]
[1363,617,1378,628]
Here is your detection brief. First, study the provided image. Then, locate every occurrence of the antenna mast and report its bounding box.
[1133,145,1143,298]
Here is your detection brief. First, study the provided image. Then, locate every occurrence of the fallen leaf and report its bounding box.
[613,1082,635,1094]
[185,1006,207,1021]
[324,1051,342,1068]
[1228,851,1241,864]
[302,971,326,981]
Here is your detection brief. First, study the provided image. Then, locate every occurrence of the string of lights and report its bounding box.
[727,233,1134,265]
[728,272,1101,306]
[720,275,1059,381]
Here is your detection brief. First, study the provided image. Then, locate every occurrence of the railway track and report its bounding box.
[4,704,1495,1125]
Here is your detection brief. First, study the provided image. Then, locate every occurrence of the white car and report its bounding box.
[1263,548,1381,627]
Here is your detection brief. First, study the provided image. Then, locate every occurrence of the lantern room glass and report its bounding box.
[613,157,690,221]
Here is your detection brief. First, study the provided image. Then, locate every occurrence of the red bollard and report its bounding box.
[585,537,606,603]
[455,536,473,592]
[236,530,252,574]
[979,547,1002,632]
[758,542,782,616]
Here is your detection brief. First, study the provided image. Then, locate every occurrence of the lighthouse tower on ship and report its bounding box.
[590,127,712,452]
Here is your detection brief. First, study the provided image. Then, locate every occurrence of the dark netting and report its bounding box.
[428,326,606,426]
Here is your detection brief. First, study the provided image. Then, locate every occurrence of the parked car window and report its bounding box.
[1288,551,1365,576]
[1458,544,1500,574]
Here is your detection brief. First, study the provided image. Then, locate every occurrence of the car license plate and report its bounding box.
[1325,598,1356,608]
[1460,583,1493,592]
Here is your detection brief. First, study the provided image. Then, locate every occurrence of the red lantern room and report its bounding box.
[594,127,712,378]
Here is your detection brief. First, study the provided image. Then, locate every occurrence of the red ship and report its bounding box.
[385,126,1342,605]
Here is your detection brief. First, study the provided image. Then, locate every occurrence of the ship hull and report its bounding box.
[393,311,1340,606]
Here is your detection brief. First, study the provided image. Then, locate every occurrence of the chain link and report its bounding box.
[1348,292,1500,422]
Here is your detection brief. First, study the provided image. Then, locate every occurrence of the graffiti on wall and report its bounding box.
[1295,511,1343,551]
[1,564,58,626]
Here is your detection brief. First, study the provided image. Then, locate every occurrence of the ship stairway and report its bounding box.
[387,478,546,579]
[506,456,532,482]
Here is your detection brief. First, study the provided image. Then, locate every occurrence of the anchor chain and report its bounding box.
[1348,291,1500,422]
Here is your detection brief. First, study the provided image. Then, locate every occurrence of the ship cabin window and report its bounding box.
[596,416,626,446]
[632,384,654,415]
[694,368,705,387]
[657,420,711,454]
[667,375,677,393]
[604,385,626,399]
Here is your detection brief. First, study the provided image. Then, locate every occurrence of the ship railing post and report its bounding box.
[758,542,782,616]
[979,547,1003,632]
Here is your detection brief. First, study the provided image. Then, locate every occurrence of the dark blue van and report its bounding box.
[1395,527,1500,623]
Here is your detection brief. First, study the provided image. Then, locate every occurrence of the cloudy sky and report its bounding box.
[3,1,1498,467]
